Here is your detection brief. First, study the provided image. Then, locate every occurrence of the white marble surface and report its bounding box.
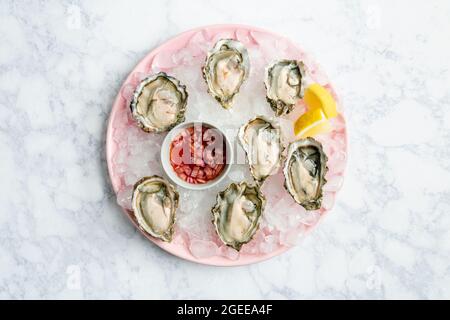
[1,0,449,299]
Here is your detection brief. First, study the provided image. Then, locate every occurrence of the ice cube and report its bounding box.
[178,190,217,242]
[279,226,306,247]
[189,239,219,259]
[323,175,344,192]
[127,154,150,177]
[220,245,240,260]
[298,208,321,226]
[235,29,253,45]
[187,30,210,56]
[113,148,128,165]
[129,142,143,156]
[261,173,285,202]
[240,230,265,254]
[309,67,330,86]
[179,190,195,213]
[259,235,278,254]
[117,185,133,211]
[171,231,186,246]
[278,117,297,143]
[287,204,307,227]
[328,149,347,174]
[330,114,346,132]
[124,171,139,187]
[228,168,245,182]
[275,38,290,57]
[250,30,275,49]
[152,50,178,69]
[114,163,127,175]
[321,192,335,210]
[172,48,195,66]
[211,31,235,44]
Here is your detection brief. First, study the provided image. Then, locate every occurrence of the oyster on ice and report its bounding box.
[264,60,306,116]
[132,176,179,242]
[211,182,265,251]
[130,72,188,133]
[202,39,250,109]
[283,138,328,210]
[238,116,283,184]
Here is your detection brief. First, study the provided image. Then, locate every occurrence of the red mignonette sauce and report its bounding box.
[170,124,226,184]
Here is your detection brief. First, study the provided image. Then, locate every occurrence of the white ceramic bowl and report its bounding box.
[161,121,233,190]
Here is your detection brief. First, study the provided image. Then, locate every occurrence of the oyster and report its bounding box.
[130,72,188,133]
[283,138,328,210]
[238,116,283,184]
[132,176,179,242]
[211,182,265,251]
[264,60,306,116]
[202,39,250,109]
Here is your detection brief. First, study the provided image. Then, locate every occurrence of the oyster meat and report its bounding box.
[283,138,328,210]
[211,182,265,251]
[264,60,306,116]
[132,176,179,242]
[130,72,188,133]
[203,39,250,109]
[238,116,283,184]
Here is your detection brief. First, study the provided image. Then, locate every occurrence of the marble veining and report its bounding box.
[0,0,449,299]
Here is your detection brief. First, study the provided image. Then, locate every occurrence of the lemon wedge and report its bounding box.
[304,83,338,119]
[293,84,338,138]
[294,107,332,138]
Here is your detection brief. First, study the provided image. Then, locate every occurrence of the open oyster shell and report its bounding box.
[130,72,188,133]
[283,138,328,210]
[238,115,284,185]
[264,59,306,116]
[202,39,250,109]
[211,182,265,251]
[132,175,179,242]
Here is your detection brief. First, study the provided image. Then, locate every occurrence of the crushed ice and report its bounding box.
[111,28,347,260]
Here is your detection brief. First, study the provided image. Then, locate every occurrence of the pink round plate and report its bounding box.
[106,24,348,266]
